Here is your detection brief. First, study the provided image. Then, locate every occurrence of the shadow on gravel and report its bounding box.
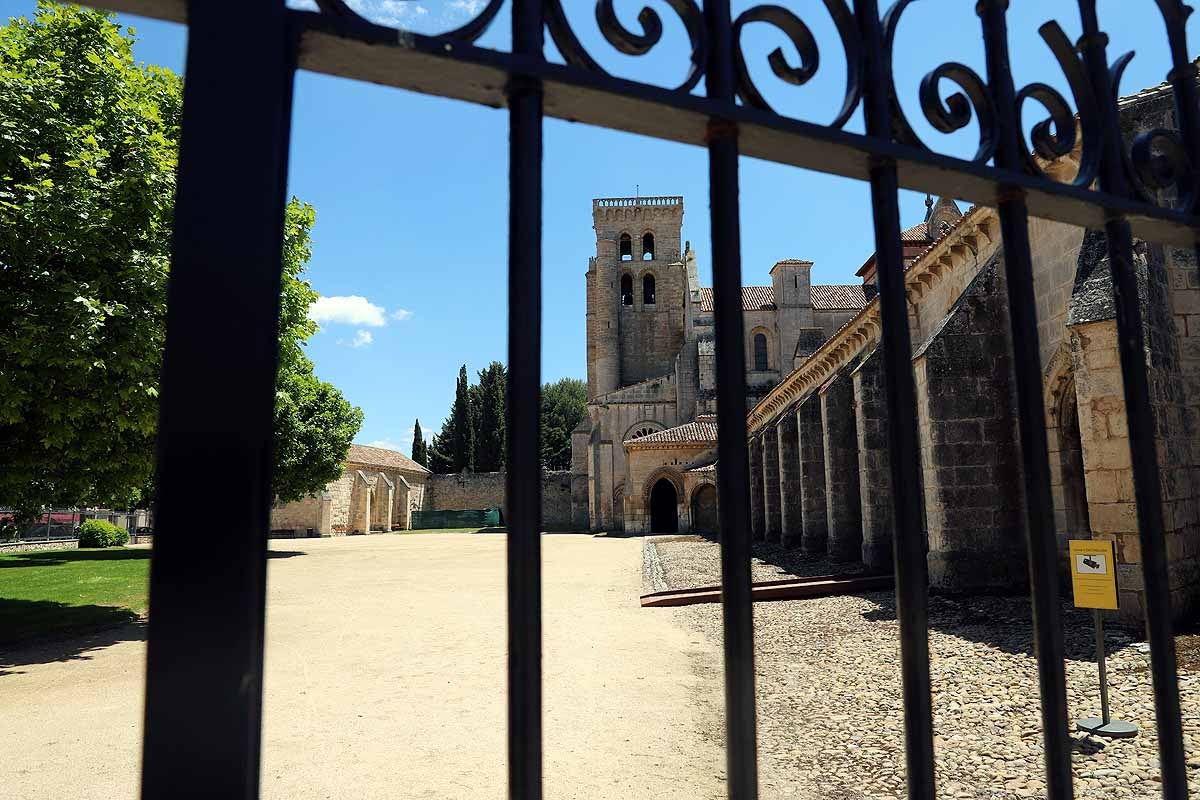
[860,593,1135,661]
[0,602,145,676]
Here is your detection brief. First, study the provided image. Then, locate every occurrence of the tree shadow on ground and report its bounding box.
[267,550,306,559]
[0,599,145,676]
[0,548,151,568]
[858,592,1135,660]
[687,532,1134,659]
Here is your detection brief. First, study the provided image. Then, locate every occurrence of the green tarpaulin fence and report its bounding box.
[410,508,502,530]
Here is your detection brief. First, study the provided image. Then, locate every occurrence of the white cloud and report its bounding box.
[289,0,479,27]
[391,308,414,322]
[350,329,374,348]
[448,0,485,14]
[310,295,387,327]
[365,438,408,452]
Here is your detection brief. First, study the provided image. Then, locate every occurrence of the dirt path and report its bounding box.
[2,534,724,800]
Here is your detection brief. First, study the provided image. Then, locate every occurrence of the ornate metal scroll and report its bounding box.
[730,2,861,129]
[882,0,997,164]
[544,0,706,92]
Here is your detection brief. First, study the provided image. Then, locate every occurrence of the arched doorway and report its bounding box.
[691,484,717,534]
[650,478,678,533]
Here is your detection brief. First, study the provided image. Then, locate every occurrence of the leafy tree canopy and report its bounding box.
[0,3,361,523]
[540,377,587,470]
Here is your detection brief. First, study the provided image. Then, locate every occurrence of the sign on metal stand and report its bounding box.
[1069,539,1137,739]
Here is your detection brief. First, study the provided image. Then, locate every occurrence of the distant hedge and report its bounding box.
[78,520,129,548]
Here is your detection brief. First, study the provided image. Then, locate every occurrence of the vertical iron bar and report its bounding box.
[975,4,1074,799]
[854,3,935,798]
[1077,3,1187,797]
[1155,1,1200,202]
[141,2,296,798]
[704,2,759,798]
[854,3,936,796]
[506,1,544,798]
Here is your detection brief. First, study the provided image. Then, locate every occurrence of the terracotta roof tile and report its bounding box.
[348,443,430,474]
[626,417,718,445]
[901,221,930,242]
[699,285,866,313]
[810,284,867,310]
[698,286,776,313]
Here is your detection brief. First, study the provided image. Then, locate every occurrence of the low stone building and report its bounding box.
[622,415,717,534]
[270,443,430,536]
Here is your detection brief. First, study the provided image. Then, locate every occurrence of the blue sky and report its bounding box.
[3,1,1194,454]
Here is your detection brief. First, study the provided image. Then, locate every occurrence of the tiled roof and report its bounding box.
[699,285,866,312]
[348,443,430,474]
[811,284,867,310]
[900,221,930,242]
[699,286,776,313]
[626,417,718,445]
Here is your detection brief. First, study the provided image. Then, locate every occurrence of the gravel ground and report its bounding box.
[649,535,1200,800]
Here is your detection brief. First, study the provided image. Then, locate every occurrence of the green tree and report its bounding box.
[540,377,587,470]
[472,361,506,472]
[448,365,474,472]
[0,4,360,523]
[411,418,428,468]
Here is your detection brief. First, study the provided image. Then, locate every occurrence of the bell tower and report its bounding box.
[586,195,686,396]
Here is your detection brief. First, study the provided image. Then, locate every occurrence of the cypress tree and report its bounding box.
[448,364,474,472]
[411,419,427,467]
[473,361,507,472]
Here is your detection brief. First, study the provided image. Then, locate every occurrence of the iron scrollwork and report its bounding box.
[543,1,706,93]
[882,0,997,164]
[730,2,862,130]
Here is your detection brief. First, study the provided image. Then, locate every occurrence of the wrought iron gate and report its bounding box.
[81,1,1198,798]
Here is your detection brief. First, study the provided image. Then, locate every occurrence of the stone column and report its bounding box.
[796,395,828,555]
[822,363,863,563]
[762,425,782,542]
[853,348,894,573]
[776,412,803,549]
[915,261,1026,592]
[748,435,766,540]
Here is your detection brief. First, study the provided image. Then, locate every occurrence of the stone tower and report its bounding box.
[586,196,686,397]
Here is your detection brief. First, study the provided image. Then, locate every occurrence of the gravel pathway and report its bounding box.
[649,535,1200,800]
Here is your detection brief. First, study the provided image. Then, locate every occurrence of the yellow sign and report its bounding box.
[1069,539,1119,610]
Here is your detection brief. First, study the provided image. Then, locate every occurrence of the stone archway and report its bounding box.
[650,478,679,533]
[690,483,717,534]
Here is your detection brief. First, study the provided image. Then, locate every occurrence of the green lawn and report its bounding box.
[0,548,149,644]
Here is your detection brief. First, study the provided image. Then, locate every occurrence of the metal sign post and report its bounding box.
[1069,539,1137,738]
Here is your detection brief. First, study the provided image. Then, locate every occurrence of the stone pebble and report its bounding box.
[650,535,1200,800]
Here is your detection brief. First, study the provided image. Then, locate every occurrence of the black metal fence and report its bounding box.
[77,2,1198,798]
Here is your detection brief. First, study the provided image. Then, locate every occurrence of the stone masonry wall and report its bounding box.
[762,425,782,542]
[749,437,765,540]
[853,347,894,573]
[426,471,574,530]
[776,412,803,549]
[914,259,1027,592]
[796,394,828,555]
[822,359,863,563]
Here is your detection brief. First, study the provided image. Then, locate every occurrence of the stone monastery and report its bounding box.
[569,79,1200,625]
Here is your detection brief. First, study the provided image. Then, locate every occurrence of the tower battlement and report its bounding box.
[593,195,683,208]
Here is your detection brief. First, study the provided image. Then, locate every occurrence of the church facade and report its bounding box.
[569,78,1200,626]
[569,194,880,534]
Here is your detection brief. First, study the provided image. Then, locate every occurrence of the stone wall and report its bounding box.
[425,470,574,530]
[914,259,1026,592]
